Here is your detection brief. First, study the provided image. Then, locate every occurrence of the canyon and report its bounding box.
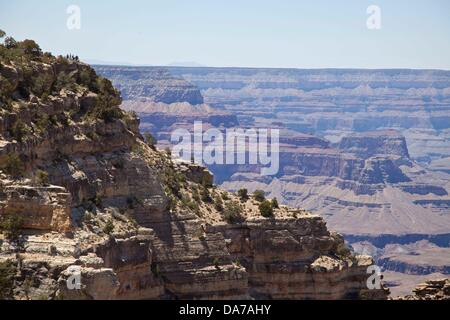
[0,40,387,300]
[94,65,450,296]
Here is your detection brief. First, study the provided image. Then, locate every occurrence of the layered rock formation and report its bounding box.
[395,278,450,300]
[94,65,450,293]
[94,66,204,105]
[167,67,450,164]
[338,130,410,159]
[0,39,386,300]
[94,66,239,148]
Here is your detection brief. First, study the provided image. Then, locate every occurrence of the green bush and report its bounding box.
[191,188,200,202]
[34,114,51,133]
[237,188,249,202]
[162,166,185,198]
[271,198,279,209]
[3,36,17,49]
[253,190,266,202]
[93,192,103,208]
[19,39,42,57]
[53,72,76,93]
[259,200,274,218]
[35,169,49,186]
[9,119,30,143]
[213,195,224,212]
[1,154,25,177]
[84,77,123,122]
[143,132,157,149]
[79,68,97,90]
[0,75,14,106]
[0,214,24,241]
[223,201,244,224]
[103,218,114,235]
[31,73,53,98]
[0,260,16,300]
[200,188,212,203]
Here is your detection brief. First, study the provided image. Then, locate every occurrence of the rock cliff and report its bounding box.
[0,37,387,300]
[395,278,450,300]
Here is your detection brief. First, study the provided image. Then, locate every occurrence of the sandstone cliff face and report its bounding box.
[0,45,386,300]
[395,278,450,300]
[211,219,382,299]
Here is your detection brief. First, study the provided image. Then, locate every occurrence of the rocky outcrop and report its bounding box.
[0,184,71,233]
[211,218,387,299]
[396,278,450,300]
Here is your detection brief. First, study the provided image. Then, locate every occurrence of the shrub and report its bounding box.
[9,119,30,143]
[223,201,244,224]
[259,200,274,218]
[213,257,221,270]
[0,260,16,300]
[200,188,212,203]
[0,75,14,105]
[213,195,224,212]
[1,154,25,177]
[19,39,42,57]
[84,77,123,122]
[35,169,49,186]
[189,201,200,213]
[0,214,24,241]
[34,114,51,133]
[93,192,103,208]
[191,189,200,202]
[143,132,157,149]
[53,72,76,93]
[271,197,279,209]
[3,36,17,49]
[237,188,249,202]
[79,68,96,90]
[253,190,266,202]
[31,73,53,97]
[103,218,114,235]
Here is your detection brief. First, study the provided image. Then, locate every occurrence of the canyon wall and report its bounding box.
[0,48,386,300]
[93,65,450,295]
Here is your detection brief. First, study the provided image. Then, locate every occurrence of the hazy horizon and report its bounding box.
[1,0,450,69]
[88,60,450,71]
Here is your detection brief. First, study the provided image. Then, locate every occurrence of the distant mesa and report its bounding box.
[95,66,204,105]
[338,130,410,159]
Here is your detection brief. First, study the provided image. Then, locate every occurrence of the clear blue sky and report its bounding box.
[1,0,449,69]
